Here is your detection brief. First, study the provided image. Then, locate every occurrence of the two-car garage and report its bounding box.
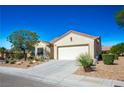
[58,45,89,60]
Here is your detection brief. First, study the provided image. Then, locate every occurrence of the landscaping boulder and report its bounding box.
[16,61,23,65]
[32,60,37,63]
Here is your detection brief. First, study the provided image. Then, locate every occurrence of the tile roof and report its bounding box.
[37,40,51,45]
[102,46,111,51]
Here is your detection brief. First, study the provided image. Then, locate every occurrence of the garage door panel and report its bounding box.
[58,46,89,60]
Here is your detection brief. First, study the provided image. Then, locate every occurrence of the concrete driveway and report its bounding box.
[27,60,79,83]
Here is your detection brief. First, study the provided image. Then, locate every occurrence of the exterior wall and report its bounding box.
[34,42,52,59]
[94,38,102,58]
[50,45,54,59]
[53,33,96,60]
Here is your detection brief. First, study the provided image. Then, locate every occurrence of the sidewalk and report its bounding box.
[0,66,124,87]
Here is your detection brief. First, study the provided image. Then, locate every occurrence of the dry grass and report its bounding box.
[75,56,124,81]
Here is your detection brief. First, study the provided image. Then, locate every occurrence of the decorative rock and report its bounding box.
[27,64,31,67]
[32,60,36,63]
[21,61,24,63]
[16,61,23,65]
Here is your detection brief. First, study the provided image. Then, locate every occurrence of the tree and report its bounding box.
[8,30,39,61]
[110,43,124,56]
[0,47,6,58]
[115,9,124,28]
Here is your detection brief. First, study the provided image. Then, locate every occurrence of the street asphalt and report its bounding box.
[0,72,56,87]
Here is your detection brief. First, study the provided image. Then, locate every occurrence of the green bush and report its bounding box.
[40,56,45,62]
[5,58,16,64]
[77,54,93,68]
[110,43,124,56]
[9,53,15,59]
[102,54,115,65]
[114,54,119,60]
[14,53,24,60]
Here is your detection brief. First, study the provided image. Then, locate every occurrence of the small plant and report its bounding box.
[29,60,33,64]
[34,57,40,61]
[14,53,24,60]
[40,56,45,62]
[5,57,16,64]
[114,54,119,60]
[102,54,115,65]
[28,55,35,60]
[77,54,93,72]
[9,59,16,64]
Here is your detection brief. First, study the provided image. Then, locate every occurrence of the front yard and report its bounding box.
[0,61,43,69]
[75,56,124,81]
[0,57,47,69]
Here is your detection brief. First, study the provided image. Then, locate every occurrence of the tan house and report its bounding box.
[34,30,101,60]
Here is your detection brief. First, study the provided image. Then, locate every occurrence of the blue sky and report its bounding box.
[0,5,124,49]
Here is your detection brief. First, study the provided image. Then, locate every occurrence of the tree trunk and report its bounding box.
[83,67,92,72]
[1,53,4,58]
[23,49,27,61]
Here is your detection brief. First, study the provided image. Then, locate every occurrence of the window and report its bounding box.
[70,37,72,42]
[37,48,44,56]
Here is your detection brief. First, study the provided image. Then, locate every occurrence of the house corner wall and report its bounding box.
[53,44,57,60]
[94,38,102,59]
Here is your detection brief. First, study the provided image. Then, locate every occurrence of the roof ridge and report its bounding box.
[51,30,100,43]
[70,30,99,38]
[38,40,51,44]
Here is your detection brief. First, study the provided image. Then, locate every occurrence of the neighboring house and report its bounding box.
[102,46,111,53]
[35,30,101,60]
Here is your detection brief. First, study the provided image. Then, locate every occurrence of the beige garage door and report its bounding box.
[58,45,89,60]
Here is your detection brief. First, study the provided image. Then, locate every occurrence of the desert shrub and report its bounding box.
[77,54,93,68]
[5,58,16,64]
[114,54,119,60]
[5,59,9,63]
[102,54,115,65]
[5,58,12,63]
[34,57,40,61]
[29,60,33,64]
[40,56,45,62]
[9,59,16,64]
[28,55,35,60]
[14,53,24,60]
[9,53,15,59]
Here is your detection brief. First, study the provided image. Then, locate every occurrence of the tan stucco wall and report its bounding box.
[34,42,52,58]
[94,38,102,58]
[53,33,96,60]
